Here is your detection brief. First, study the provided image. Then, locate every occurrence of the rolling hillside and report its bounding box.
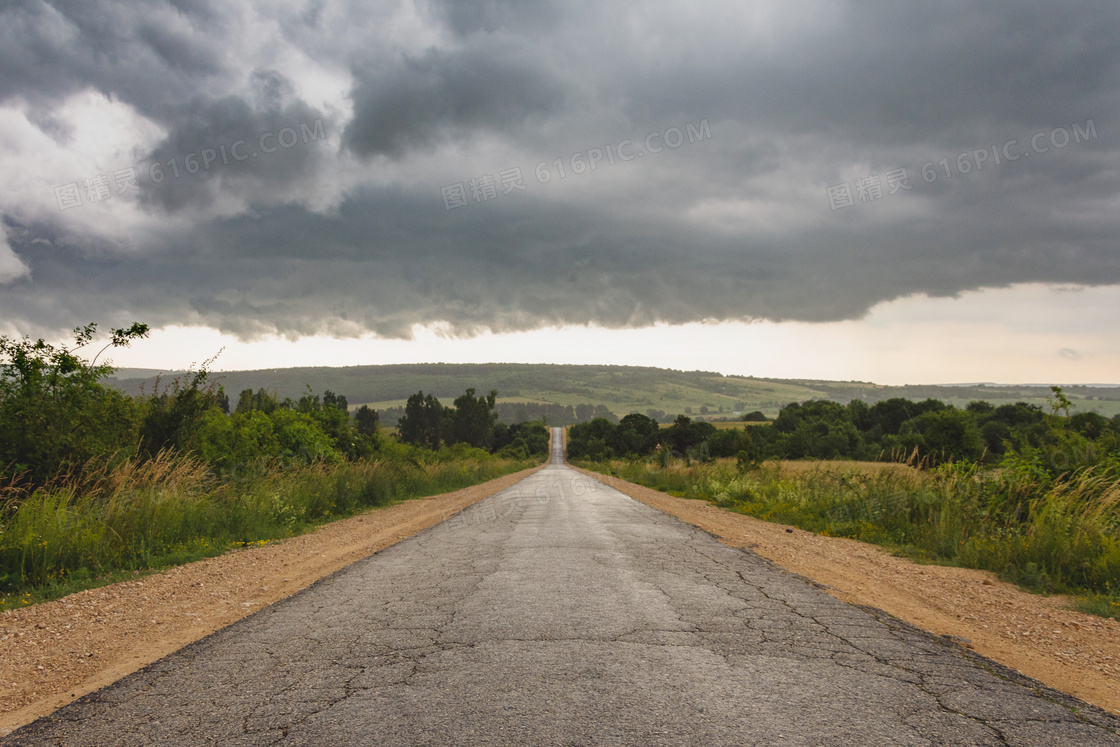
[104,364,1120,421]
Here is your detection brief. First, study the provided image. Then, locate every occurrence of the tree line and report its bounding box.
[567,413,747,462]
[0,324,548,490]
[395,389,549,457]
[568,390,1120,475]
[379,401,618,428]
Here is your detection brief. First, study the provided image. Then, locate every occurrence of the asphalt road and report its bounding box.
[6,429,1120,745]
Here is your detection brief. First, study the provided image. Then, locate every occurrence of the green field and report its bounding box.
[107,364,1120,421]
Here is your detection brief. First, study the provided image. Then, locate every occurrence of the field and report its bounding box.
[106,364,1120,421]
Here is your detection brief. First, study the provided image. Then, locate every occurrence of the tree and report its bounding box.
[354,405,380,436]
[768,400,862,459]
[448,388,498,448]
[664,415,716,456]
[847,399,871,430]
[1048,385,1073,420]
[1071,412,1110,440]
[138,358,225,457]
[492,421,549,458]
[966,400,994,417]
[591,404,619,424]
[702,425,758,459]
[0,322,149,483]
[322,390,349,412]
[733,426,764,469]
[296,387,352,452]
[989,402,1044,429]
[900,408,984,464]
[865,398,940,436]
[566,417,616,460]
[613,413,660,456]
[772,403,803,434]
[398,391,444,449]
[980,420,1011,457]
[235,388,284,415]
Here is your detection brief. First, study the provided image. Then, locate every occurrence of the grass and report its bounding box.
[0,449,536,608]
[578,457,1120,620]
[1075,592,1120,618]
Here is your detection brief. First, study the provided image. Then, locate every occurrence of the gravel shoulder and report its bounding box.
[4,456,1117,736]
[0,463,546,736]
[574,467,1120,717]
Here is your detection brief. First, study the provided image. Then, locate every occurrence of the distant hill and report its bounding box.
[103,363,1120,420]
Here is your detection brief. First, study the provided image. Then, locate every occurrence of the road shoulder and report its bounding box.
[0,463,546,736]
[572,466,1120,717]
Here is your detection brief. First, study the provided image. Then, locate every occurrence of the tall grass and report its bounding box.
[1,451,533,600]
[581,457,1120,616]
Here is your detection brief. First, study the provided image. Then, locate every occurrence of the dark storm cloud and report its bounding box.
[3,0,1120,339]
[137,76,331,213]
[0,0,231,122]
[5,152,1119,340]
[343,44,569,158]
[424,0,567,37]
[608,3,1120,151]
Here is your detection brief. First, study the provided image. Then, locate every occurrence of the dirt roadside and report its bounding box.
[0,463,546,736]
[3,459,1117,735]
[575,467,1120,717]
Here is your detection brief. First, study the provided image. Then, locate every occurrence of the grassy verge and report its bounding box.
[578,458,1120,620]
[1,449,536,609]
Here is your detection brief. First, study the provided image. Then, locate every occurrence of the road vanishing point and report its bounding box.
[5,429,1119,745]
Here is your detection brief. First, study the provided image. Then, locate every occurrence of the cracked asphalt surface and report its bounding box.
[6,430,1120,745]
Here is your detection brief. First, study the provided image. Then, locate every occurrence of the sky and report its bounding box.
[1,1,1118,385]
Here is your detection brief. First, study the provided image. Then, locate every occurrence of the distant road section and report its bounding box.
[551,424,565,464]
[6,427,1119,745]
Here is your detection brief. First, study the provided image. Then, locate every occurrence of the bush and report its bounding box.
[0,323,148,485]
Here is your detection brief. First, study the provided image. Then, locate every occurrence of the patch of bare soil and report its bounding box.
[577,468,1120,717]
[0,464,545,736]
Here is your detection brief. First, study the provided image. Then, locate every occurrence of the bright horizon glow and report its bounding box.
[90,282,1120,386]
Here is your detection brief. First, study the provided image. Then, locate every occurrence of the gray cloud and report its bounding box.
[5,159,1119,339]
[137,76,332,213]
[0,0,232,123]
[343,43,570,158]
[425,0,568,37]
[1,0,1119,341]
[0,223,31,284]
